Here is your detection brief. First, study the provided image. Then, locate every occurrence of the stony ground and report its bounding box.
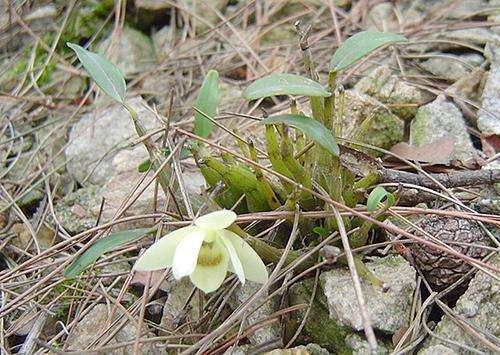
[2,1,500,354]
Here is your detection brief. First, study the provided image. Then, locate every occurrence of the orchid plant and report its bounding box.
[133,210,268,293]
[64,30,404,294]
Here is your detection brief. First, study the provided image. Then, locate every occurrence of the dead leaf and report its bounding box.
[389,135,454,164]
[481,134,500,157]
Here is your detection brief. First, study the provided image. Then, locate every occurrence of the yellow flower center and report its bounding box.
[197,241,224,267]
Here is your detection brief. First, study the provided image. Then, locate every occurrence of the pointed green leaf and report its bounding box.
[195,70,219,138]
[367,186,395,212]
[64,228,155,278]
[243,73,331,100]
[261,114,339,156]
[330,31,407,72]
[67,42,126,103]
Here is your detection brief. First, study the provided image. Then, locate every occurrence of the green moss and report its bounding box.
[289,278,353,354]
[355,108,404,154]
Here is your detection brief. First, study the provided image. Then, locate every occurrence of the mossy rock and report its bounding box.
[341,90,404,155]
[288,278,352,354]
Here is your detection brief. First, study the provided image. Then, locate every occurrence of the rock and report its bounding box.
[66,303,159,354]
[478,64,500,136]
[54,185,100,234]
[320,255,416,334]
[134,0,170,11]
[345,333,391,355]
[178,0,230,33]
[421,53,484,82]
[364,3,399,33]
[423,254,500,354]
[10,223,56,251]
[24,5,57,22]
[100,258,132,286]
[133,0,170,29]
[288,278,353,353]
[354,66,421,120]
[223,345,252,355]
[341,90,404,153]
[418,344,458,355]
[483,161,500,195]
[99,149,205,229]
[65,96,161,186]
[264,344,330,355]
[98,26,155,77]
[152,25,173,61]
[434,28,500,49]
[44,69,85,98]
[410,95,476,162]
[161,278,200,331]
[141,72,171,107]
[229,281,282,347]
[397,0,487,28]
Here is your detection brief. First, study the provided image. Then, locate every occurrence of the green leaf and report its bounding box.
[137,159,151,173]
[312,226,328,238]
[195,70,219,138]
[261,114,339,156]
[367,186,395,212]
[243,73,331,100]
[64,228,154,278]
[330,31,407,72]
[67,42,126,103]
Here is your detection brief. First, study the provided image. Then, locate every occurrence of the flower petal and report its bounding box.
[194,210,237,230]
[219,232,245,284]
[190,246,229,293]
[134,226,199,271]
[172,229,206,279]
[219,230,268,284]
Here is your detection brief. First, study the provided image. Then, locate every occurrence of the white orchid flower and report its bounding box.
[134,210,268,293]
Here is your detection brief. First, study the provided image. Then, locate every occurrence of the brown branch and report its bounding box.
[378,168,500,189]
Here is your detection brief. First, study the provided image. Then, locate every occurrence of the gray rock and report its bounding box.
[441,28,499,46]
[423,254,500,354]
[152,25,173,61]
[229,281,282,347]
[364,3,399,33]
[135,0,170,11]
[264,344,330,355]
[418,344,458,355]
[98,26,155,77]
[141,72,171,107]
[65,96,161,186]
[100,258,132,286]
[478,64,500,136]
[178,0,230,33]
[421,53,484,81]
[161,278,200,331]
[99,149,205,229]
[320,255,416,334]
[54,185,101,234]
[223,345,251,355]
[410,95,476,162]
[483,161,500,195]
[66,303,160,354]
[345,333,391,355]
[341,90,404,153]
[354,65,421,120]
[288,278,353,352]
